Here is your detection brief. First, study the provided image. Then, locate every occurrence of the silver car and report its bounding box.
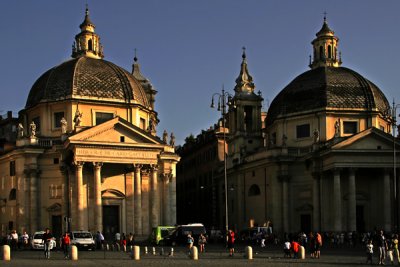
[30,231,56,250]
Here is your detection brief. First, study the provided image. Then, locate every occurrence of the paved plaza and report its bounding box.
[1,244,386,267]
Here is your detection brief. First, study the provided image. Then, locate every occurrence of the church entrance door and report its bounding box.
[103,205,120,242]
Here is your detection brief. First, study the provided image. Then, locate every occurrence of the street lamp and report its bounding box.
[390,100,400,232]
[210,86,233,234]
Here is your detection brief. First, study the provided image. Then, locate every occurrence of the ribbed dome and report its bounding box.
[26,57,150,109]
[265,66,390,126]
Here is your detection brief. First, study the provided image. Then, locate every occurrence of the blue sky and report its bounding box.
[1,0,399,145]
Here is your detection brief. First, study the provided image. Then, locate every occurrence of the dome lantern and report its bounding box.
[72,5,104,59]
[234,47,255,94]
[309,15,341,69]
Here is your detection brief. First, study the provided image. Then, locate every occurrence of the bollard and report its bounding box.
[190,246,198,260]
[160,247,164,256]
[144,246,148,255]
[169,247,174,257]
[106,244,109,251]
[70,245,78,261]
[152,247,156,255]
[299,246,305,259]
[116,243,120,251]
[123,245,126,252]
[245,246,253,260]
[2,245,10,261]
[133,246,140,260]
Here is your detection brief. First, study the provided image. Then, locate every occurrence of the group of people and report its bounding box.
[365,230,400,265]
[186,233,207,254]
[113,232,135,249]
[282,232,322,259]
[3,230,30,250]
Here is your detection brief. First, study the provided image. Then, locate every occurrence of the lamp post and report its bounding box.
[391,100,400,232]
[210,87,232,234]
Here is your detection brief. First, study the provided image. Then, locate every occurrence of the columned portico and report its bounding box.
[347,168,356,232]
[93,162,103,232]
[333,168,342,232]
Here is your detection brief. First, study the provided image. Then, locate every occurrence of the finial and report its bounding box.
[134,48,138,62]
[85,3,89,16]
[242,46,246,59]
[323,11,327,22]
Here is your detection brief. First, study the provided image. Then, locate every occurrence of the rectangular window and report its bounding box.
[54,112,64,128]
[95,112,114,125]
[49,185,62,199]
[296,124,310,138]
[10,161,15,176]
[140,118,146,130]
[120,136,125,142]
[32,117,41,134]
[343,121,358,134]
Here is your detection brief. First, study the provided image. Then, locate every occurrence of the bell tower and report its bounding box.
[227,48,263,163]
[309,15,341,69]
[72,6,104,59]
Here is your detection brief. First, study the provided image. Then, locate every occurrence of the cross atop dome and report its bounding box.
[72,5,104,59]
[234,46,255,94]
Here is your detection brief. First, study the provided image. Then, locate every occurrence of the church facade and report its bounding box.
[0,8,179,239]
[178,17,399,235]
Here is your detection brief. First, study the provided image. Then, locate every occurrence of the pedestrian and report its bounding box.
[315,232,322,259]
[227,230,235,257]
[291,239,300,259]
[42,228,53,259]
[366,239,373,264]
[96,231,104,250]
[393,234,400,264]
[22,231,29,249]
[283,240,291,258]
[377,230,387,265]
[187,234,194,254]
[198,233,207,252]
[62,232,70,259]
[10,230,18,250]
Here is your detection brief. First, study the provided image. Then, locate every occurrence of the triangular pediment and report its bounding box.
[332,127,399,150]
[67,116,162,145]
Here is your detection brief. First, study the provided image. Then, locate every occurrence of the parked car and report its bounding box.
[30,231,56,250]
[163,223,206,246]
[70,231,95,250]
[149,226,176,245]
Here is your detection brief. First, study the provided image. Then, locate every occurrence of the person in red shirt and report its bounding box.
[227,230,235,257]
[62,232,71,259]
[291,240,300,259]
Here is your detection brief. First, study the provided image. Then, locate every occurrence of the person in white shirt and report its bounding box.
[283,240,291,258]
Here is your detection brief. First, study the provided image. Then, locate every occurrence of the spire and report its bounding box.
[72,5,104,59]
[234,47,255,93]
[309,15,341,69]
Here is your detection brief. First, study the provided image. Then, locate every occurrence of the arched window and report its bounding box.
[9,188,16,201]
[328,45,332,58]
[319,46,324,59]
[88,39,93,51]
[248,184,261,197]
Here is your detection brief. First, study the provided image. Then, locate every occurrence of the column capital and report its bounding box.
[278,174,291,183]
[348,167,357,175]
[24,168,41,177]
[161,172,172,182]
[133,164,143,172]
[150,164,159,172]
[93,162,103,169]
[311,171,321,180]
[333,168,342,176]
[73,161,85,167]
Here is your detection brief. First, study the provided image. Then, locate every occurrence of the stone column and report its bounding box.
[312,173,320,231]
[75,161,84,231]
[169,173,177,226]
[280,175,289,233]
[93,162,103,232]
[383,169,391,232]
[150,165,159,228]
[134,165,142,235]
[333,169,342,232]
[347,168,356,232]
[60,165,69,232]
[163,173,171,225]
[26,169,40,234]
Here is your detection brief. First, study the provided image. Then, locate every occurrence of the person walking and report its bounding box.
[187,234,194,255]
[42,228,53,259]
[96,231,104,250]
[283,240,291,258]
[62,232,71,259]
[227,230,235,257]
[377,230,388,265]
[366,239,374,264]
[22,231,29,249]
[10,230,18,250]
[198,233,207,253]
[393,234,400,264]
[315,232,322,259]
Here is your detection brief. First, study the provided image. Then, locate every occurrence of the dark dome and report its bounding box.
[265,67,390,126]
[26,57,150,109]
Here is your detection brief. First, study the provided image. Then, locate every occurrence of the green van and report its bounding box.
[150,226,176,245]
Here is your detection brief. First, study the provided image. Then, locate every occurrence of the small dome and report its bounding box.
[266,66,390,127]
[26,57,150,109]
